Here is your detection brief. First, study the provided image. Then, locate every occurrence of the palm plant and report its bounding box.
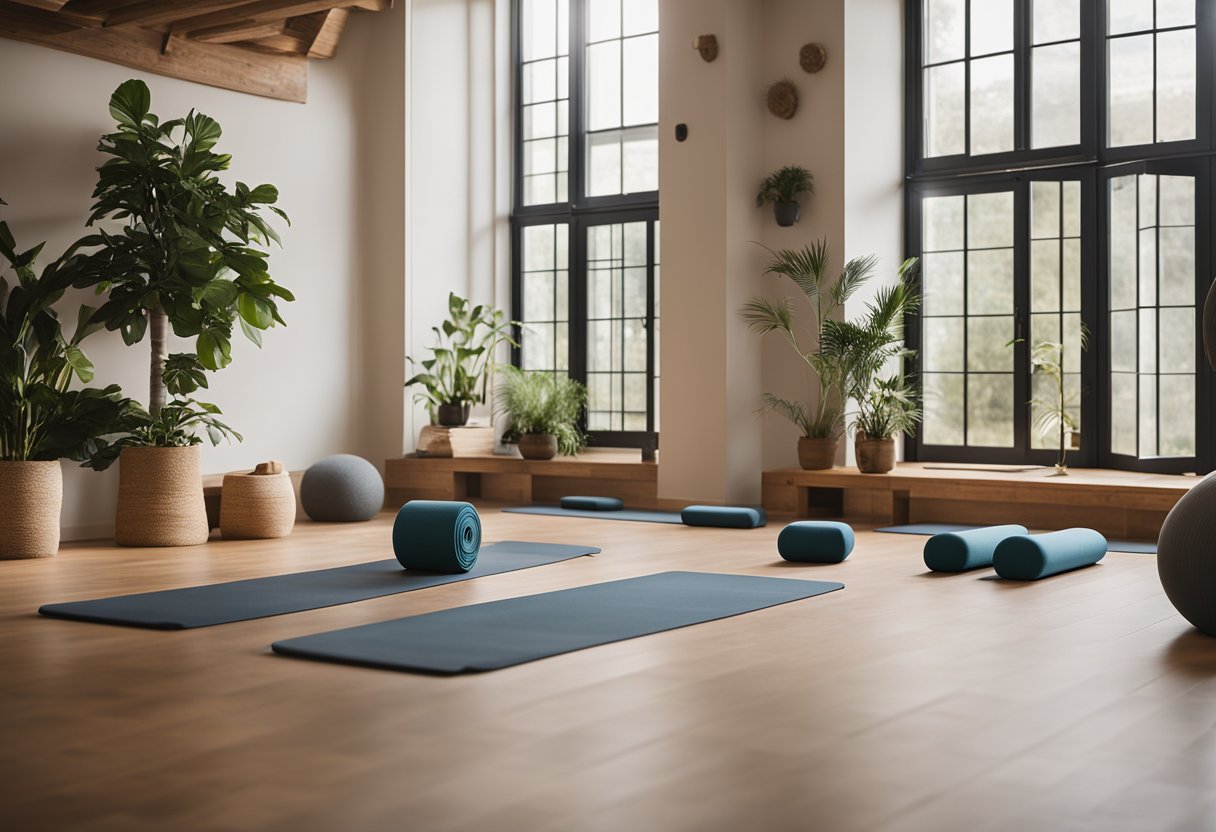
[494,366,588,456]
[71,79,292,447]
[854,375,922,440]
[739,240,879,438]
[756,166,815,207]
[406,293,518,424]
[1025,326,1089,476]
[0,202,139,467]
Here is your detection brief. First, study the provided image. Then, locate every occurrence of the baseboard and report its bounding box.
[61,523,115,544]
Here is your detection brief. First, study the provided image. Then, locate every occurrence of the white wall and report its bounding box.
[0,6,408,539]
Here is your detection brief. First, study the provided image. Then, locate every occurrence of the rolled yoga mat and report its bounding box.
[681,505,767,529]
[272,571,844,675]
[393,500,481,573]
[38,541,599,630]
[560,495,624,511]
[778,521,855,563]
[992,528,1107,581]
[923,524,1029,572]
[877,523,1155,555]
[503,505,684,524]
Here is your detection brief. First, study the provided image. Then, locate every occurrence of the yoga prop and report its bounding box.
[1158,472,1216,636]
[876,523,1154,554]
[38,541,599,630]
[219,464,296,540]
[272,571,844,675]
[503,505,684,524]
[681,505,767,529]
[300,454,384,522]
[922,524,1029,572]
[992,528,1107,581]
[560,495,624,511]
[778,521,854,563]
[392,500,480,573]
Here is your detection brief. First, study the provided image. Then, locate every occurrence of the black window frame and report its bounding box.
[510,0,660,453]
[905,0,1216,473]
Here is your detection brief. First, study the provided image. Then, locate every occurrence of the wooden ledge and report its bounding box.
[762,463,1198,538]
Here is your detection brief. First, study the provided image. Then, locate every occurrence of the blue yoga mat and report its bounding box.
[502,505,684,524]
[875,523,1156,554]
[272,571,844,675]
[38,542,599,630]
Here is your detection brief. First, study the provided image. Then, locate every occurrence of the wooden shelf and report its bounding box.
[762,463,1198,538]
[385,449,661,508]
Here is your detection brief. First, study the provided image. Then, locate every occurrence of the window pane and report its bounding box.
[966,250,1014,315]
[587,40,621,131]
[971,0,1013,55]
[1107,34,1154,147]
[622,0,657,35]
[924,317,965,372]
[967,192,1014,248]
[1032,42,1080,148]
[923,373,965,445]
[522,0,561,60]
[1157,29,1196,143]
[924,195,965,250]
[1107,0,1152,35]
[519,224,569,372]
[923,252,965,316]
[969,55,1014,154]
[1156,0,1195,28]
[1032,240,1061,312]
[967,317,1014,371]
[1033,0,1079,43]
[925,0,965,64]
[1032,182,1060,240]
[967,374,1014,446]
[1160,374,1195,456]
[588,0,620,41]
[925,63,966,157]
[1109,175,1138,309]
[622,34,658,125]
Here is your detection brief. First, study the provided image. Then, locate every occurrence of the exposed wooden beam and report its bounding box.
[281,7,347,58]
[103,0,252,29]
[190,19,286,44]
[170,0,389,35]
[9,0,68,11]
[0,4,308,102]
[61,0,144,13]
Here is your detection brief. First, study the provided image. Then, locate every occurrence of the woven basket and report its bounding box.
[115,446,210,547]
[0,460,62,559]
[220,470,296,540]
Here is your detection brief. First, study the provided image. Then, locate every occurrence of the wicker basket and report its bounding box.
[115,446,210,547]
[0,460,62,559]
[220,469,296,540]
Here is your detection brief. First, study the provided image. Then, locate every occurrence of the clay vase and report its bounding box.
[855,436,896,474]
[518,434,558,460]
[797,436,838,470]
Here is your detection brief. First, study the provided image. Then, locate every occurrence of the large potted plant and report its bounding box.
[740,240,879,469]
[72,80,292,547]
[756,165,814,227]
[0,203,138,558]
[494,366,588,460]
[406,292,517,427]
[821,263,920,474]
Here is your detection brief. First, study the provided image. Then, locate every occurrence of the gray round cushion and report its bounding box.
[1158,472,1216,637]
[300,455,385,522]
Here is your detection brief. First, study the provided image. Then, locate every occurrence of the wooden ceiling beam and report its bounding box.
[170,0,388,35]
[0,4,307,102]
[190,19,286,44]
[9,0,68,11]
[103,0,252,29]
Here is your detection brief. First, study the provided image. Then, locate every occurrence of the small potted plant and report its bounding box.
[494,366,588,460]
[0,204,138,558]
[740,240,880,469]
[71,80,292,546]
[756,165,814,227]
[407,293,517,427]
[1020,327,1089,476]
[853,376,921,474]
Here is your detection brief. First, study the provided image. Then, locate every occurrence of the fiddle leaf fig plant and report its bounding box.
[406,292,519,422]
[0,201,140,467]
[71,79,292,446]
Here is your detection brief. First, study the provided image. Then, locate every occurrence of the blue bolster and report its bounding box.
[778,521,855,563]
[992,528,1107,581]
[923,524,1029,572]
[681,505,767,529]
[559,495,624,511]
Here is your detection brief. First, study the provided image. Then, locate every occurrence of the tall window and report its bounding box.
[907,0,1212,472]
[513,0,660,452]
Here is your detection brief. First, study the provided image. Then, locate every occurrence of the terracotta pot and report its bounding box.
[436,403,471,427]
[797,436,838,470]
[115,446,210,547]
[0,460,62,559]
[855,436,896,474]
[517,434,558,460]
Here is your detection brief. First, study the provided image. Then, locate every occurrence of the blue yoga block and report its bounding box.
[560,495,624,511]
[778,521,855,563]
[923,524,1029,572]
[680,505,767,529]
[992,528,1107,581]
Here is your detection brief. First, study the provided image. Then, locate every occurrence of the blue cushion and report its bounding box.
[681,505,767,529]
[992,528,1107,581]
[778,521,854,563]
[560,495,624,511]
[923,524,1029,572]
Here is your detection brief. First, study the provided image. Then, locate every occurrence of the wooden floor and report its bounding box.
[4,507,1216,831]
